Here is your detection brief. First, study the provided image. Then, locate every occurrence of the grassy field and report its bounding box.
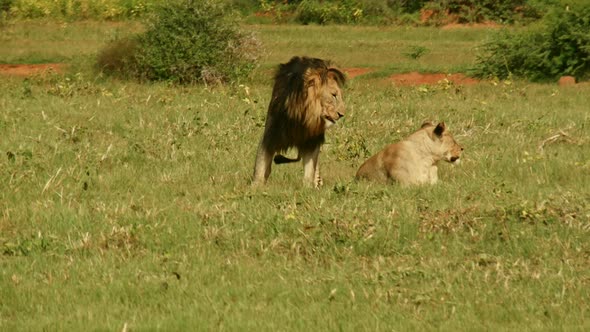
[1,21,589,331]
[251,24,491,73]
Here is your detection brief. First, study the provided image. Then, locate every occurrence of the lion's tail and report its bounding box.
[273,154,301,164]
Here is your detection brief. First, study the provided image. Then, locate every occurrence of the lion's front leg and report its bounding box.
[314,165,323,187]
[252,142,273,186]
[428,165,439,185]
[301,146,322,188]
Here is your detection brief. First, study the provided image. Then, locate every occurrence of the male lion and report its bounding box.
[356,121,463,186]
[252,56,346,187]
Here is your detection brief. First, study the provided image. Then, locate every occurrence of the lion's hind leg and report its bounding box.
[252,143,274,186]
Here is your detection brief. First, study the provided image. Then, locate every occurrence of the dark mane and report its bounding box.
[252,56,347,187]
[263,56,345,153]
[272,56,345,103]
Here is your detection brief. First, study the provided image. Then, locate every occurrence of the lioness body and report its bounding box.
[356,122,462,186]
[252,56,346,187]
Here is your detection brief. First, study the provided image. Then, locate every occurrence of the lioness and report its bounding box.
[355,121,463,186]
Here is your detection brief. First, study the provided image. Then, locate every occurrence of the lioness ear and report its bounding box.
[434,121,446,137]
[433,122,446,137]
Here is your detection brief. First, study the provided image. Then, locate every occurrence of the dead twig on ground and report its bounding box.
[538,129,579,153]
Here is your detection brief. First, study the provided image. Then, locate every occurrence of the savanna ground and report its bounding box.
[1,21,589,331]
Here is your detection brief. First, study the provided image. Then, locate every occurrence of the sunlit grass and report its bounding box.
[0,20,143,64]
[0,21,589,331]
[251,24,497,73]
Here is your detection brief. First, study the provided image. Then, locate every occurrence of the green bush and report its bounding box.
[0,0,13,13]
[472,3,590,81]
[235,0,427,24]
[0,0,12,24]
[228,0,260,14]
[295,0,362,25]
[8,0,151,20]
[293,0,422,25]
[96,38,141,79]
[386,0,428,13]
[0,0,573,24]
[97,0,260,84]
[422,0,542,25]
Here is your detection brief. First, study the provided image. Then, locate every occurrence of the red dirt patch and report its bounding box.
[558,76,576,86]
[344,67,373,79]
[441,21,501,29]
[0,63,66,77]
[389,72,479,86]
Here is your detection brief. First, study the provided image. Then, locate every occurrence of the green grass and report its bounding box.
[0,20,143,65]
[251,24,496,74]
[1,21,589,331]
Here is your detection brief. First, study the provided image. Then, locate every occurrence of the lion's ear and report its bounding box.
[327,68,346,87]
[433,122,446,137]
[306,68,322,85]
[304,69,322,100]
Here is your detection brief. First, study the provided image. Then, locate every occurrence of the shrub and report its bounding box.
[295,0,363,25]
[0,0,12,24]
[228,0,263,14]
[472,3,590,81]
[97,0,260,84]
[404,45,429,60]
[234,0,427,25]
[359,0,428,24]
[422,0,541,25]
[0,0,13,13]
[96,38,141,79]
[387,0,428,14]
[8,0,150,20]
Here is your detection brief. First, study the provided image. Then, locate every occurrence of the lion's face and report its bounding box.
[427,122,463,164]
[440,133,463,164]
[319,72,345,128]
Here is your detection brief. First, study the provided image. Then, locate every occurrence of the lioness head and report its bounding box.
[423,121,463,164]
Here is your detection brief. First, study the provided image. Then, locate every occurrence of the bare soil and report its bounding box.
[389,72,480,86]
[343,67,373,79]
[6,64,547,87]
[0,63,66,76]
[440,22,501,30]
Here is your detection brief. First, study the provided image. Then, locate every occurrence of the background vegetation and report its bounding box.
[96,0,589,84]
[97,0,260,84]
[473,3,590,81]
[0,0,577,24]
[6,0,589,82]
[2,0,152,20]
